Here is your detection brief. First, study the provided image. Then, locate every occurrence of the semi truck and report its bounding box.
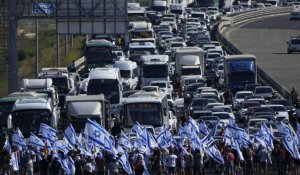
[223,54,257,94]
[174,47,205,84]
[65,95,106,132]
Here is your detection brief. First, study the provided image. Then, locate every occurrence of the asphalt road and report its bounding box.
[223,14,300,92]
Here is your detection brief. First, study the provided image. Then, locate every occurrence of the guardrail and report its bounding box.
[216,6,293,100]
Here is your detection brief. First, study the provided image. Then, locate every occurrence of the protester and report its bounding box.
[166,150,177,175]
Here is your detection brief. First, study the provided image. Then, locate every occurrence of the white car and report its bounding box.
[213,105,235,119]
[149,81,173,94]
[247,118,268,129]
[212,112,233,126]
[233,91,254,109]
[269,104,289,122]
[287,36,300,53]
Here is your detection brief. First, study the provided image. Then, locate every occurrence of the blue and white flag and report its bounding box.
[223,127,232,145]
[207,121,219,139]
[208,145,224,164]
[11,152,19,171]
[156,129,170,150]
[118,131,133,150]
[189,116,200,134]
[191,130,201,150]
[12,128,27,149]
[3,137,11,152]
[146,130,158,150]
[117,145,126,155]
[104,136,118,156]
[132,121,144,136]
[53,140,72,155]
[228,125,251,147]
[58,156,71,175]
[255,136,267,148]
[199,120,210,136]
[201,135,215,149]
[118,154,133,175]
[283,131,300,159]
[39,123,57,143]
[277,121,292,136]
[229,118,238,128]
[231,138,244,161]
[84,119,110,149]
[65,157,75,175]
[64,124,77,146]
[29,132,45,148]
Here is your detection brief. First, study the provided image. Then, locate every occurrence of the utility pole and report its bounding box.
[8,0,18,93]
[57,34,60,66]
[35,18,39,77]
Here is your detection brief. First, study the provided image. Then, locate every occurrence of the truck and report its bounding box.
[38,67,76,109]
[121,89,169,134]
[174,47,205,84]
[0,92,48,128]
[170,4,184,20]
[128,21,155,42]
[140,55,170,88]
[152,0,168,12]
[223,54,257,94]
[65,95,106,132]
[87,68,123,115]
[113,61,139,91]
[8,97,59,137]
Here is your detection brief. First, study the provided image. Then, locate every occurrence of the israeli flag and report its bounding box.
[11,152,19,171]
[283,131,300,159]
[189,116,200,134]
[223,127,232,145]
[156,131,170,150]
[231,138,244,161]
[191,130,201,150]
[3,137,11,152]
[118,154,133,175]
[117,145,126,155]
[208,145,224,164]
[118,131,133,150]
[53,140,72,155]
[39,123,57,143]
[297,123,300,136]
[66,157,75,175]
[12,128,27,149]
[146,131,158,150]
[58,156,71,175]
[131,121,144,136]
[29,132,45,148]
[201,135,215,149]
[229,118,238,127]
[104,137,118,156]
[64,124,77,146]
[199,120,210,136]
[255,136,267,148]
[277,121,292,136]
[207,121,219,138]
[84,119,110,149]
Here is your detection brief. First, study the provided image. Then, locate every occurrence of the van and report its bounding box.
[113,61,139,91]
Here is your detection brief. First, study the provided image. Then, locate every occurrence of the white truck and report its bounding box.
[65,95,106,132]
[113,61,139,91]
[140,55,170,87]
[174,47,205,84]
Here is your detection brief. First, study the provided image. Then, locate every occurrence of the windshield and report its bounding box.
[170,9,182,14]
[213,113,230,120]
[255,107,273,113]
[192,99,208,107]
[85,46,112,64]
[131,31,154,39]
[0,102,15,127]
[271,106,286,112]
[236,93,253,99]
[291,39,300,44]
[271,100,291,106]
[191,14,205,19]
[187,18,199,22]
[171,43,183,47]
[143,65,168,78]
[52,77,68,92]
[13,109,51,136]
[150,82,166,88]
[120,70,131,78]
[125,103,163,127]
[228,72,255,84]
[182,68,201,75]
[129,48,156,55]
[256,87,272,93]
[186,84,203,92]
[87,79,120,104]
[242,102,260,108]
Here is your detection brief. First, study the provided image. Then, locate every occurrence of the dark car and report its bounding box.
[189,98,218,111]
[192,110,212,120]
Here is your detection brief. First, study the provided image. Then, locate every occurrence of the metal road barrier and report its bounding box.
[216,6,293,100]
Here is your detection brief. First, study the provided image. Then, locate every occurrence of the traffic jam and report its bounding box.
[1,2,300,175]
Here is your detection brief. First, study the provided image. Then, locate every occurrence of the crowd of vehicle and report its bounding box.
[1,1,300,175]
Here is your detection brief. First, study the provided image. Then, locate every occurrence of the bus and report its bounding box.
[122,89,169,134]
[223,54,257,93]
[84,39,114,70]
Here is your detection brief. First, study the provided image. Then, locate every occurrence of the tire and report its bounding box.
[288,50,291,54]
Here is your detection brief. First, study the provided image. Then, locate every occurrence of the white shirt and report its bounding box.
[167,154,177,168]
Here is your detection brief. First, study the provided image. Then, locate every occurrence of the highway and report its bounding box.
[223,14,300,92]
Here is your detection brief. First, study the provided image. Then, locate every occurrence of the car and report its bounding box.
[290,5,300,21]
[184,83,205,99]
[287,36,300,53]
[189,98,218,111]
[269,99,296,117]
[200,92,220,102]
[254,86,275,101]
[233,91,254,109]
[238,101,261,121]
[247,98,267,106]
[149,81,173,94]
[213,105,235,119]
[247,106,274,120]
[199,116,220,128]
[206,102,224,110]
[212,112,233,126]
[247,118,269,129]
[269,104,289,123]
